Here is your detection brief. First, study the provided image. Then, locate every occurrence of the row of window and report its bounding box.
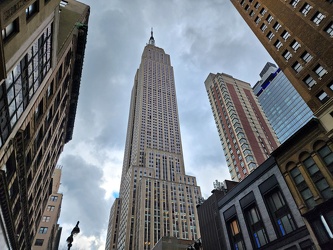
[289,145,333,209]
[240,0,332,101]
[225,186,299,250]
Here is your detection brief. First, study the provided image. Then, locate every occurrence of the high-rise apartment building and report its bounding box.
[205,73,279,181]
[0,1,89,249]
[106,32,202,250]
[32,167,63,250]
[230,0,333,134]
[253,62,313,143]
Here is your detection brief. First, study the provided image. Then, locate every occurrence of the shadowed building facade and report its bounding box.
[105,33,202,250]
[32,167,63,250]
[0,0,89,249]
[205,73,279,181]
[230,0,333,135]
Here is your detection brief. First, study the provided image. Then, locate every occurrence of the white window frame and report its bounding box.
[290,0,300,8]
[273,22,282,31]
[324,22,333,37]
[260,23,267,32]
[300,4,312,16]
[267,31,275,41]
[274,40,283,50]
[301,51,313,63]
[312,12,326,26]
[267,14,274,23]
[283,50,292,61]
[290,40,301,51]
[293,61,303,73]
[314,65,328,78]
[303,75,317,88]
[282,30,291,41]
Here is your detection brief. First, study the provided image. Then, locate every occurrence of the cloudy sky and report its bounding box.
[57,0,274,249]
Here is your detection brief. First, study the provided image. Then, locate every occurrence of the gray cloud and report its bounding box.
[57,0,275,248]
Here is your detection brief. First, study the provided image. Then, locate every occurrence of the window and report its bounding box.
[282,50,292,61]
[290,168,316,208]
[290,40,301,51]
[300,3,312,16]
[249,10,255,17]
[314,64,328,78]
[255,16,261,24]
[265,189,296,237]
[273,21,282,31]
[35,239,44,246]
[303,157,333,200]
[329,81,333,91]
[311,12,325,25]
[316,91,329,103]
[26,1,38,19]
[245,4,250,11]
[303,75,316,88]
[266,14,274,23]
[240,0,245,6]
[290,0,300,8]
[42,216,51,222]
[266,31,274,41]
[1,19,18,41]
[301,51,313,63]
[47,205,55,211]
[254,2,260,9]
[39,227,48,234]
[50,195,58,201]
[244,205,269,248]
[324,21,333,36]
[274,40,283,50]
[260,8,267,16]
[260,23,267,32]
[292,61,303,73]
[318,146,333,170]
[228,218,246,250]
[281,30,291,41]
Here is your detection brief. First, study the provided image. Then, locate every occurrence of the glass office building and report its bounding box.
[253,63,313,143]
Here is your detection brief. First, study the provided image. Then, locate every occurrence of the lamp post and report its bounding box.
[66,221,80,249]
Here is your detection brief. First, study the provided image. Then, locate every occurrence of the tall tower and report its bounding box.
[106,32,201,250]
[205,73,279,181]
[230,0,333,134]
[253,62,313,143]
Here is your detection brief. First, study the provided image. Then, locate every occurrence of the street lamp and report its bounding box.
[66,221,80,249]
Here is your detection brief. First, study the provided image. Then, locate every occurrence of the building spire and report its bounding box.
[149,27,155,46]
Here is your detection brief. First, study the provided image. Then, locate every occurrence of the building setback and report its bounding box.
[253,62,313,143]
[106,32,202,250]
[0,0,89,249]
[230,0,333,135]
[205,73,279,181]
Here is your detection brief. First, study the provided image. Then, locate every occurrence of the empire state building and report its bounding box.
[105,32,202,250]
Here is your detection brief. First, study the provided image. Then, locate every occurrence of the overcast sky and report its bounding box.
[57,0,274,249]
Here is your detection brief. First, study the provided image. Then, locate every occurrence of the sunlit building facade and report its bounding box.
[253,62,313,143]
[205,73,279,181]
[0,0,89,249]
[106,33,202,250]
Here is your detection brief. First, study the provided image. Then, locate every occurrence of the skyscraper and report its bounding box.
[205,73,279,181]
[230,0,333,134]
[253,62,313,143]
[0,1,89,249]
[106,32,202,250]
